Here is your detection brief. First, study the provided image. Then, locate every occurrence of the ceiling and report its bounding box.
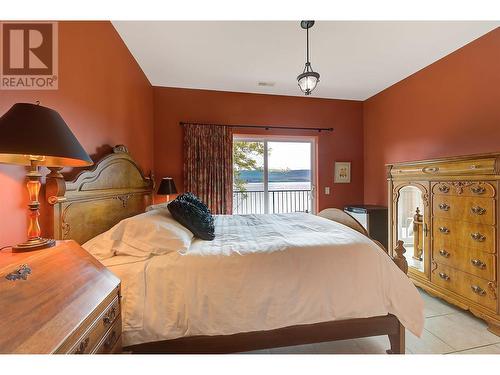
[112,21,499,100]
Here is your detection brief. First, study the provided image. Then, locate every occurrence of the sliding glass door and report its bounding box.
[232,136,316,215]
[233,140,266,214]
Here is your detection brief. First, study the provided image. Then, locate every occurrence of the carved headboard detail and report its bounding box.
[46,145,154,245]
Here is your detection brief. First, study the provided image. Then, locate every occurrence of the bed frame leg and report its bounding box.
[392,240,408,275]
[387,322,405,354]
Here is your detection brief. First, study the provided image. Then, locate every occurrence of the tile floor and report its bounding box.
[242,288,500,354]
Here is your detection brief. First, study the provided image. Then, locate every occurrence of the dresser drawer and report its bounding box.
[391,159,497,179]
[432,181,496,198]
[433,218,496,254]
[69,295,120,354]
[431,263,497,311]
[93,315,122,354]
[433,246,496,280]
[433,195,495,225]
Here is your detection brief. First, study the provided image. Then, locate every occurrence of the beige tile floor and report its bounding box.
[242,288,500,354]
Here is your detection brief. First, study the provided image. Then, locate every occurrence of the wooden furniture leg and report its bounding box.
[487,320,500,336]
[392,240,409,275]
[387,322,405,354]
[387,241,407,354]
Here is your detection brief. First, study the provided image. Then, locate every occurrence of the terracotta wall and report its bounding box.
[0,21,154,247]
[4,21,495,247]
[364,28,500,205]
[153,87,364,211]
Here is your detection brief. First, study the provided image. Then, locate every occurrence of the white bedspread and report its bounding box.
[95,213,424,347]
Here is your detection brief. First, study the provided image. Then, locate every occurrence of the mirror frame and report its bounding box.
[391,181,431,281]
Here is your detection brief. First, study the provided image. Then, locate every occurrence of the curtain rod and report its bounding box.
[179,122,334,133]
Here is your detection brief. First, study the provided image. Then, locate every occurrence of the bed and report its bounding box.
[45,145,424,354]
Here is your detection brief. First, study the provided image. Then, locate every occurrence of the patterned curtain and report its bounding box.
[183,123,233,214]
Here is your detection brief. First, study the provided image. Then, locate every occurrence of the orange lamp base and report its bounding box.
[13,160,57,253]
[13,237,56,253]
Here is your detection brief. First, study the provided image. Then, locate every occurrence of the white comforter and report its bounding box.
[92,213,424,347]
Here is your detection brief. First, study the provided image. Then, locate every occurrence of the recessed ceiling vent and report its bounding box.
[258,81,275,87]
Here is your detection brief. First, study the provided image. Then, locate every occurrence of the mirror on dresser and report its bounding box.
[393,184,429,277]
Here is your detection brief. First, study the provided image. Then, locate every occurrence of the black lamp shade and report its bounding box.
[0,103,93,167]
[158,177,177,195]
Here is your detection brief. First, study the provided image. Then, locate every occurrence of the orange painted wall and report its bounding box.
[0,21,154,247]
[4,21,496,247]
[364,27,500,205]
[153,87,364,211]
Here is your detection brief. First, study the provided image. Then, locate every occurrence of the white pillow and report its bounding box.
[83,209,194,259]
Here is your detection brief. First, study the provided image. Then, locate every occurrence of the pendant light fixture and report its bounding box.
[297,20,320,96]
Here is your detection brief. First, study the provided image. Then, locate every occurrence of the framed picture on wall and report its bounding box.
[334,162,351,183]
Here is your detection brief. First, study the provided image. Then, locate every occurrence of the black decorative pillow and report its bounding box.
[177,192,211,215]
[168,198,215,240]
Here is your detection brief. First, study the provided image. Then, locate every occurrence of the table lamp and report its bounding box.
[157,177,177,201]
[0,102,93,252]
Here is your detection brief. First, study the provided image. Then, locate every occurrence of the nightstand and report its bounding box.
[0,240,122,354]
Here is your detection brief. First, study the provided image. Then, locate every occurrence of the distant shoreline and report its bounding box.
[234,181,311,192]
[236,169,311,183]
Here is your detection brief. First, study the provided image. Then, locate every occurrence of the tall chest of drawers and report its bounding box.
[388,154,500,335]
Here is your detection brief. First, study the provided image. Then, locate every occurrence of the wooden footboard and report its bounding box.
[318,208,409,275]
[125,314,405,354]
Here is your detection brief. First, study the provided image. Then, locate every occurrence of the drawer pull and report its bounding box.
[470,232,486,242]
[103,306,117,326]
[438,185,450,193]
[439,249,450,258]
[438,203,450,211]
[471,285,486,296]
[470,206,486,215]
[438,272,450,281]
[74,337,89,354]
[5,264,31,281]
[424,167,439,173]
[439,226,450,234]
[470,186,486,195]
[471,259,486,269]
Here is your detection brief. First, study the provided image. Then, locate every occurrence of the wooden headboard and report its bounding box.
[45,145,154,245]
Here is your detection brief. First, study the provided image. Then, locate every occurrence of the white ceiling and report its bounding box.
[112,21,499,100]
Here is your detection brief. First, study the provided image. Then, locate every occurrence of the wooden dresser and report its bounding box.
[0,240,122,353]
[388,153,500,335]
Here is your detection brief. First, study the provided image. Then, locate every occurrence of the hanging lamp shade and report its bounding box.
[297,64,320,96]
[297,20,320,96]
[0,103,93,167]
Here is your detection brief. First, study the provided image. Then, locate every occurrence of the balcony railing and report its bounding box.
[233,190,311,215]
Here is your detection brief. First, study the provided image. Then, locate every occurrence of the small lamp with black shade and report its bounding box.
[0,102,93,252]
[157,177,177,202]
